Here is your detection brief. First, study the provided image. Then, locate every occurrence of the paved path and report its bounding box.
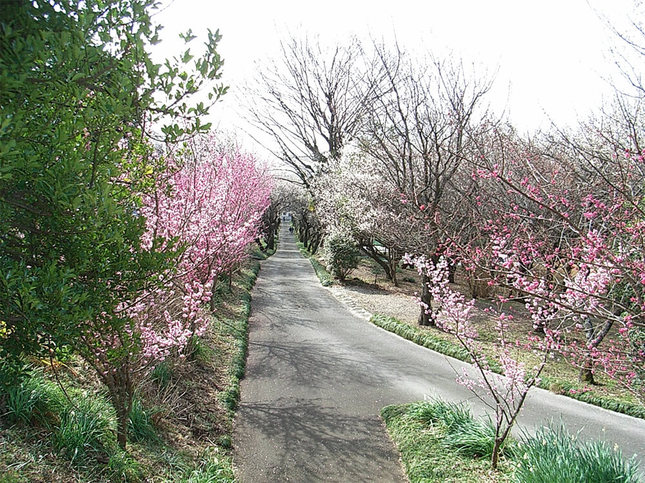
[233,226,645,482]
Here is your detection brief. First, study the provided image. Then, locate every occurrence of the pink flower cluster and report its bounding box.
[132,136,271,363]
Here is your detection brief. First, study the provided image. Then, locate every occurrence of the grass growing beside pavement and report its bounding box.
[371,314,645,420]
[381,401,513,482]
[0,248,267,482]
[296,241,334,286]
[382,399,642,483]
[513,425,641,483]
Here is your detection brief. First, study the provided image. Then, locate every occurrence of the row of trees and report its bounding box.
[248,16,645,447]
[0,1,273,449]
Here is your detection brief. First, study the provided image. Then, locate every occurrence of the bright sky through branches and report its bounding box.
[153,0,636,143]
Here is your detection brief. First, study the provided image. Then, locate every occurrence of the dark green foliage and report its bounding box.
[383,400,640,482]
[4,369,66,426]
[323,234,360,281]
[513,425,642,483]
[538,377,645,419]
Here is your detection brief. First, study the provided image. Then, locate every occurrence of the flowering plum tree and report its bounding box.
[315,152,437,286]
[462,120,645,399]
[406,255,557,469]
[139,135,272,350]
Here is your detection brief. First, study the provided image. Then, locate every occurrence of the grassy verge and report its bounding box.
[371,314,645,420]
[296,241,334,286]
[381,401,513,482]
[382,400,642,483]
[0,248,268,482]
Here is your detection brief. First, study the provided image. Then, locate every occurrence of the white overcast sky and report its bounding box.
[152,0,638,152]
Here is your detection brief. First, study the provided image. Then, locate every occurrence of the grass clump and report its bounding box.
[108,450,144,482]
[184,454,235,483]
[513,425,642,483]
[4,370,67,426]
[150,360,173,387]
[381,400,513,482]
[382,399,641,482]
[52,396,114,463]
[442,416,499,459]
[128,396,159,443]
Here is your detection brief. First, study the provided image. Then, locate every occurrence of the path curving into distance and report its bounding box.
[233,225,645,482]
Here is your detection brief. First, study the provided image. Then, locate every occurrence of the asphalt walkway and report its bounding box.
[233,225,645,482]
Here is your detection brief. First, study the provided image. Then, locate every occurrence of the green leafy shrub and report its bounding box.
[323,234,360,281]
[514,425,641,483]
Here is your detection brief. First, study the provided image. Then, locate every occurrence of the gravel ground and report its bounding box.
[328,283,419,323]
[324,260,422,324]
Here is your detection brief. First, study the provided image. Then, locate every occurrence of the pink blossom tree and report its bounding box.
[139,134,272,353]
[75,135,271,449]
[406,255,557,468]
[461,121,645,399]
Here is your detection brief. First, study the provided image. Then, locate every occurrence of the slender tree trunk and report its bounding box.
[106,367,133,451]
[447,257,456,284]
[266,229,275,251]
[116,402,129,450]
[360,243,399,286]
[390,263,398,287]
[210,274,219,311]
[418,273,435,326]
[579,354,595,384]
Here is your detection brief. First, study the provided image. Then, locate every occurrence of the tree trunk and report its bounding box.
[266,229,275,251]
[579,355,595,384]
[390,264,398,287]
[418,273,435,326]
[106,367,133,451]
[447,258,456,284]
[209,274,219,311]
[360,243,399,286]
[116,404,129,450]
[491,438,502,469]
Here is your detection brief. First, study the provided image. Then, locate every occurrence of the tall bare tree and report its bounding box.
[360,46,495,325]
[247,35,384,189]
